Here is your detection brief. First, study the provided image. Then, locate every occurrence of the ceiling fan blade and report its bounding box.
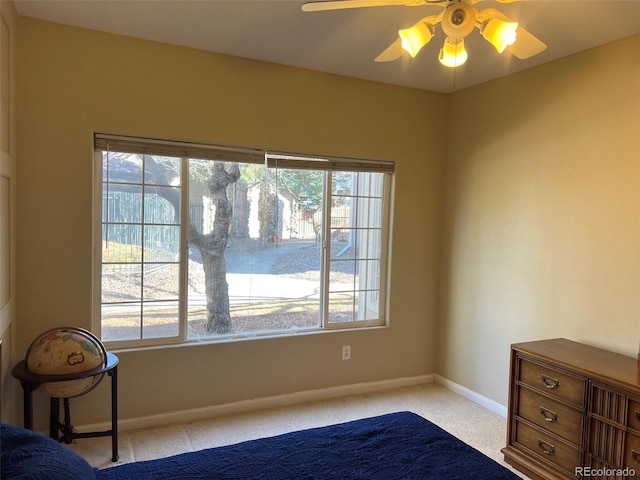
[508,25,547,59]
[302,0,430,12]
[375,38,404,62]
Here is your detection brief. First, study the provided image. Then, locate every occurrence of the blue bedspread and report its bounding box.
[97,411,519,479]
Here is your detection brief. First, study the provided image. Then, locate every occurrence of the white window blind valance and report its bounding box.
[94,133,395,174]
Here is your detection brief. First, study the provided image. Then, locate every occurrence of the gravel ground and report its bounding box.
[269,244,356,283]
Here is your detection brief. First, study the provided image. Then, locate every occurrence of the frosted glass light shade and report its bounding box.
[399,21,434,58]
[439,38,468,67]
[482,18,518,53]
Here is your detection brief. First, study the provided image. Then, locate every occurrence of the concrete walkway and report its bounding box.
[225,240,315,275]
[190,240,330,305]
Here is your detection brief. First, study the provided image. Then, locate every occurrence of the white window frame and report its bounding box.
[93,133,394,349]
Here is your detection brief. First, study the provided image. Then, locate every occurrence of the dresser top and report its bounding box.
[513,338,640,392]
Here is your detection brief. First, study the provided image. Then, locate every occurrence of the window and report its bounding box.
[94,134,394,347]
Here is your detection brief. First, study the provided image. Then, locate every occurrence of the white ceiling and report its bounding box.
[13,0,640,93]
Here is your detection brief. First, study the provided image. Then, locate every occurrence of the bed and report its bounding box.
[1,411,520,479]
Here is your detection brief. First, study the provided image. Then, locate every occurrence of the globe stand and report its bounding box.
[12,352,120,462]
[52,397,78,444]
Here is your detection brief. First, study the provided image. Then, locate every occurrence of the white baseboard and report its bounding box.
[78,373,507,434]
[435,374,507,418]
[80,374,436,433]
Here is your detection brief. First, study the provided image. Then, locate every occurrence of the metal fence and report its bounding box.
[102,191,350,259]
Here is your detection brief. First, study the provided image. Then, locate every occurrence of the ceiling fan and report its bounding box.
[301,0,547,67]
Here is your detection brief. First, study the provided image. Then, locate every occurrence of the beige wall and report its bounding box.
[439,35,640,406]
[13,13,640,430]
[15,18,446,427]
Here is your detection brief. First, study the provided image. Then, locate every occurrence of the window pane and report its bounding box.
[103,187,142,223]
[103,152,143,183]
[327,171,384,326]
[330,228,354,260]
[358,259,380,292]
[187,162,323,338]
[101,302,141,342]
[102,264,141,303]
[327,292,355,323]
[356,228,382,260]
[145,156,181,186]
[143,301,179,338]
[355,172,384,198]
[143,225,180,262]
[356,197,382,229]
[143,264,180,301]
[331,171,352,196]
[144,187,181,224]
[102,225,142,263]
[359,290,380,321]
[100,150,182,343]
[329,259,356,289]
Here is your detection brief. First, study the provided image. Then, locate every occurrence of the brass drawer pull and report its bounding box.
[537,439,555,455]
[632,450,640,464]
[541,374,559,389]
[539,406,557,422]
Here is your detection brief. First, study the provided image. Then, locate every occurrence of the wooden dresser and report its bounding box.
[502,338,640,479]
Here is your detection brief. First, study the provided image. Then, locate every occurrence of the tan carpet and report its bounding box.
[69,383,528,478]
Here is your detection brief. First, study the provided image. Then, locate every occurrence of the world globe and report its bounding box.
[26,327,108,398]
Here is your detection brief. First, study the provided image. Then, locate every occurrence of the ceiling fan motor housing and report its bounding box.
[442,1,476,40]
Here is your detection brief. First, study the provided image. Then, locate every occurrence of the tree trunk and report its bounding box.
[189,162,240,334]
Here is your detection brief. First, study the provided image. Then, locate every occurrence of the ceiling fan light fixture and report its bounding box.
[439,37,468,68]
[481,18,518,53]
[399,21,434,58]
[441,2,476,39]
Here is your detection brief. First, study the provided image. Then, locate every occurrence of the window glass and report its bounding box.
[100,152,182,342]
[96,137,392,346]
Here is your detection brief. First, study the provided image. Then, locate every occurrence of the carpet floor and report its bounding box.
[69,382,528,478]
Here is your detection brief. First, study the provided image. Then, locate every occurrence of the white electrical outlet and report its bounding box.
[342,345,351,360]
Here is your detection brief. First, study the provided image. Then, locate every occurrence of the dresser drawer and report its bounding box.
[517,386,583,445]
[624,431,640,478]
[514,419,581,475]
[518,357,586,407]
[628,399,640,432]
